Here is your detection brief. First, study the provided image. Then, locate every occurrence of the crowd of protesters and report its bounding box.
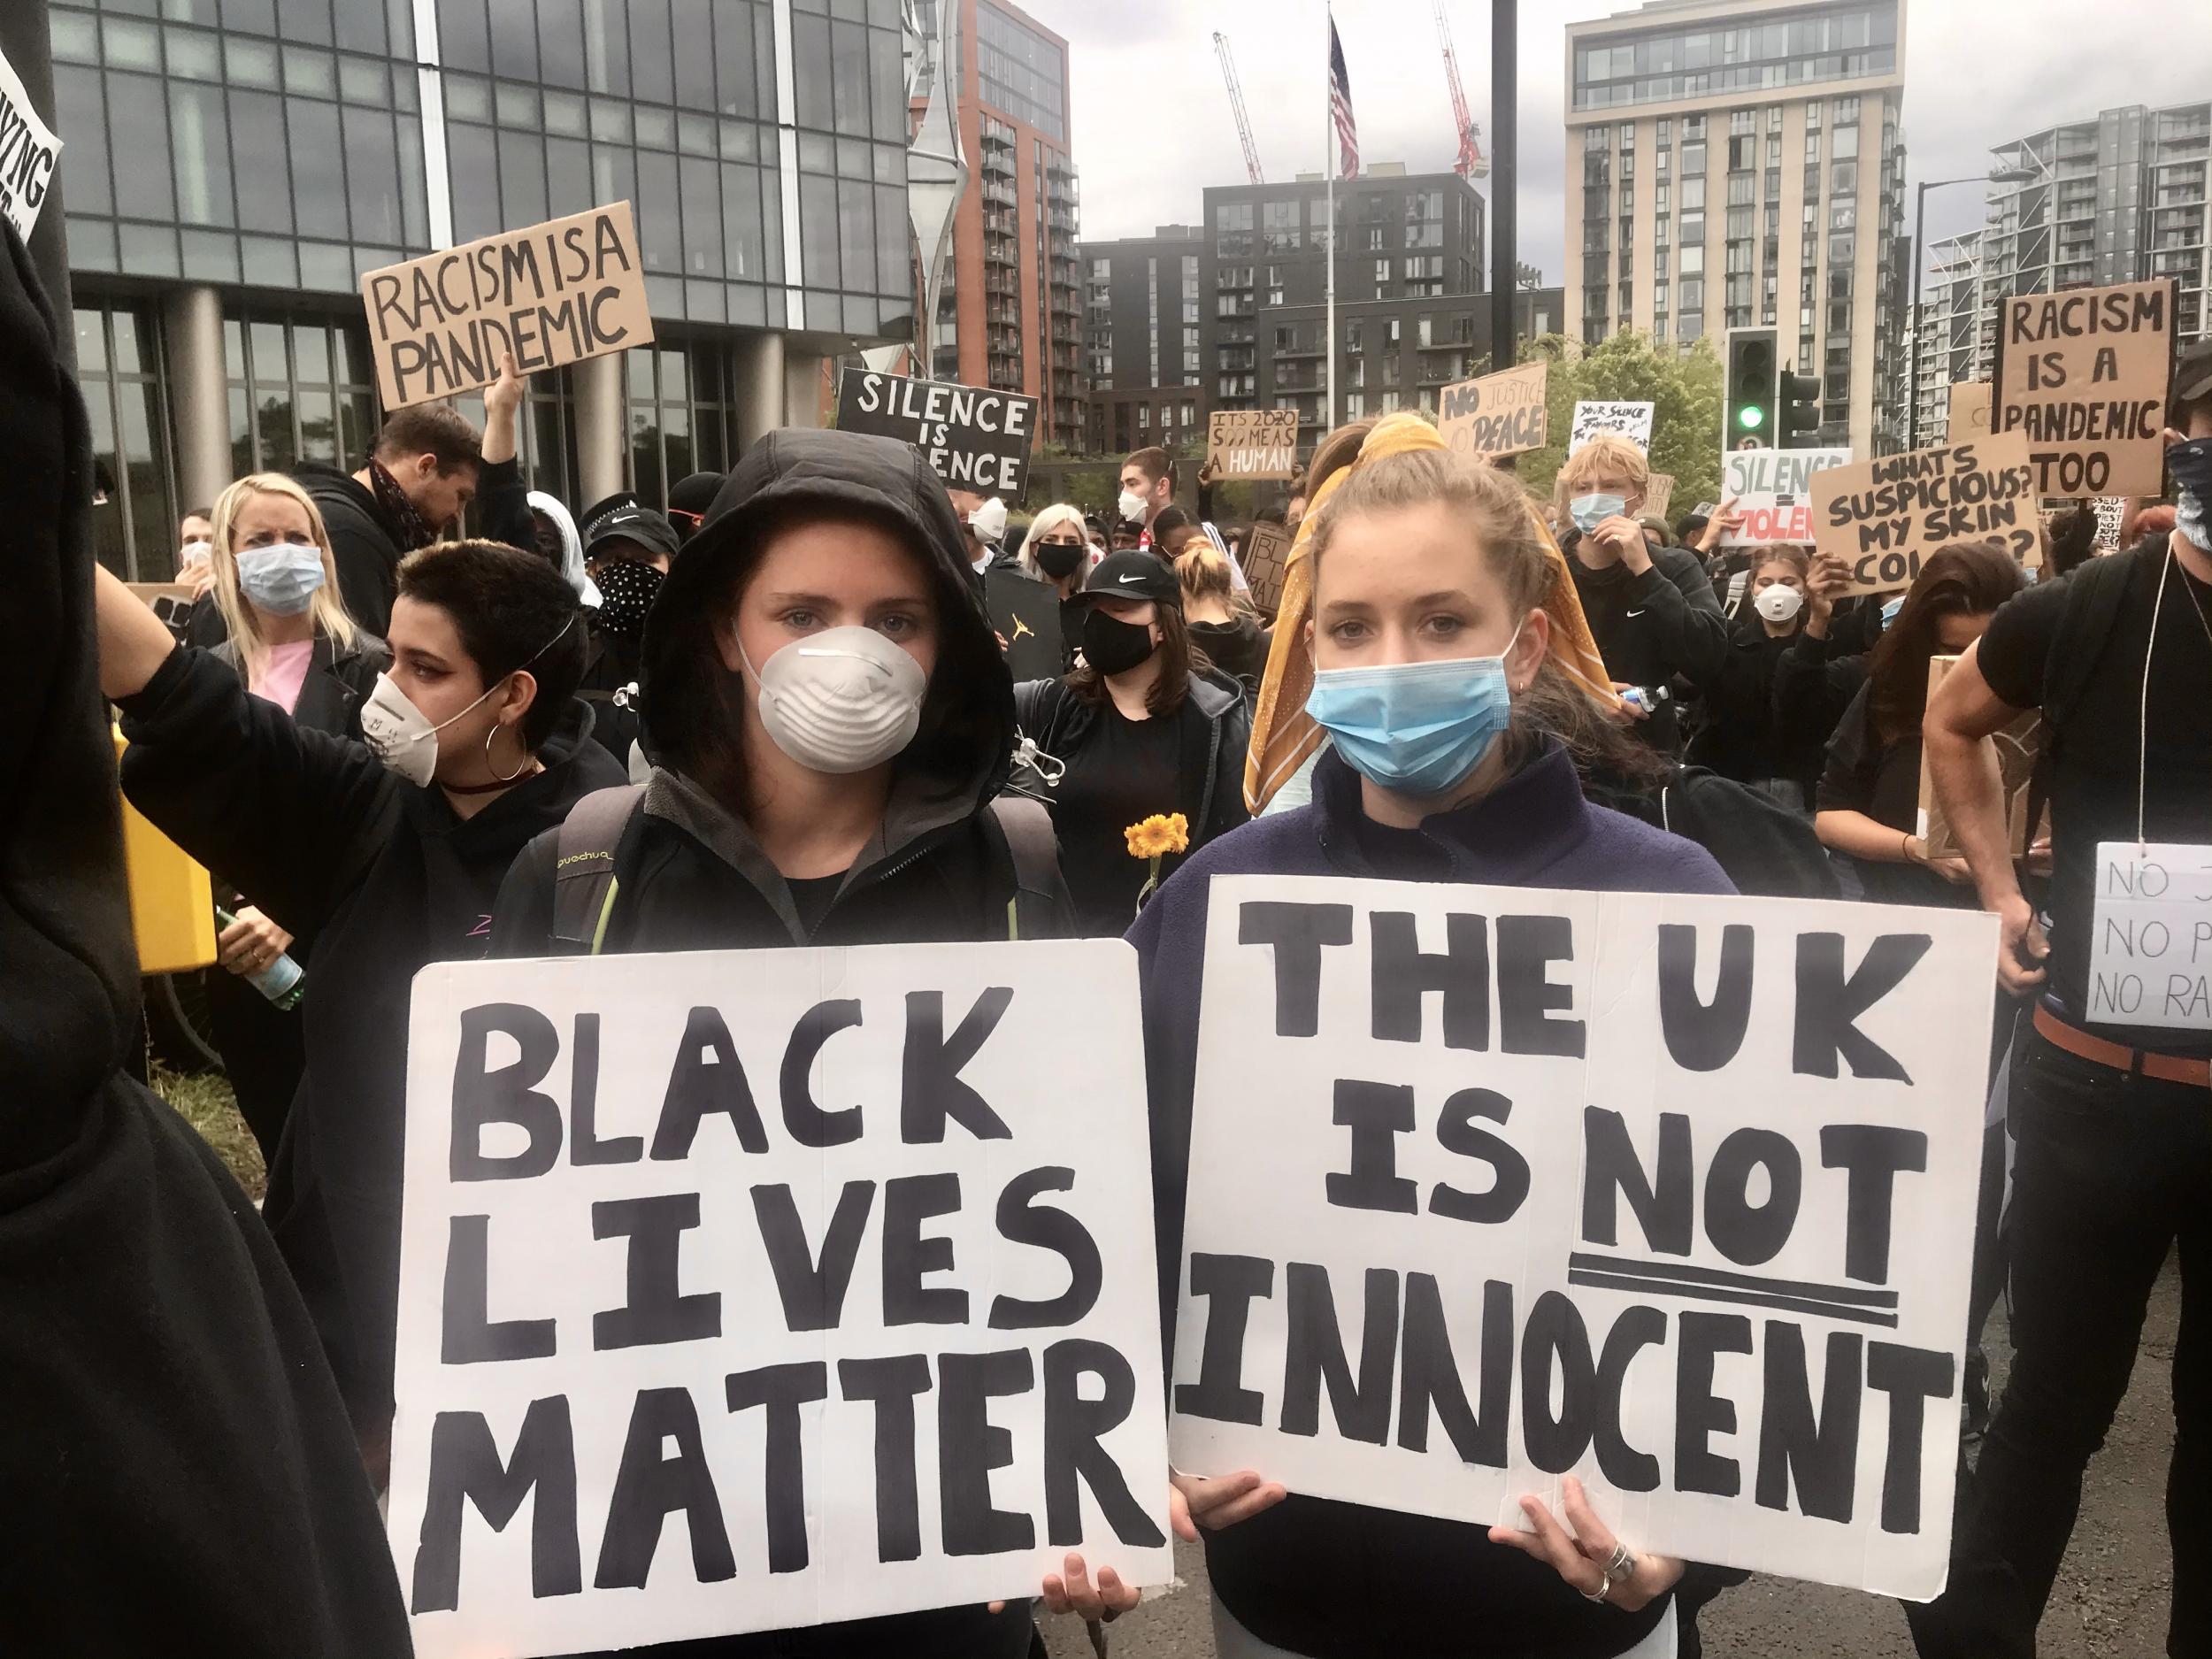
[16,142,2212,1659]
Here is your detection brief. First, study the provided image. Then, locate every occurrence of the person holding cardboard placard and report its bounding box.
[1908,345,2212,1659]
[1132,419,1736,1659]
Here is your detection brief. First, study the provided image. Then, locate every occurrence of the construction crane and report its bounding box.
[1435,3,1489,180]
[1213,32,1264,186]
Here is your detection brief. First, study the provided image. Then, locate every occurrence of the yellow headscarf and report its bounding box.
[1242,411,1617,814]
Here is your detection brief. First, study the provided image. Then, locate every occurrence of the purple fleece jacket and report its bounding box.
[1126,740,1733,1659]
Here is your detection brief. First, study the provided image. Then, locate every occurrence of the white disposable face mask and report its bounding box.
[969,497,1008,543]
[1754,583,1806,624]
[742,625,927,775]
[1117,488,1148,524]
[358,671,503,788]
[180,539,213,566]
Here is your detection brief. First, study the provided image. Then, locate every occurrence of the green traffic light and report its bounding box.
[1738,405,1765,430]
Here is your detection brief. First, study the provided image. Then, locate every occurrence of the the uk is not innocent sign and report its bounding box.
[836,370,1040,498]
[361,204,653,409]
[387,942,1173,1659]
[1171,875,1995,1600]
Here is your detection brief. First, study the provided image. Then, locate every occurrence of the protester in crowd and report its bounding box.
[1083,511,1109,550]
[571,503,678,768]
[1150,503,1197,557]
[1016,502,1096,671]
[196,472,388,1156]
[666,468,726,546]
[5,185,411,1659]
[177,504,214,580]
[1111,516,1145,551]
[1909,349,2212,1659]
[97,537,618,1479]
[1132,418,1734,1659]
[526,488,599,605]
[2043,499,2101,580]
[1177,542,1271,687]
[1013,550,1249,937]
[1118,445,1177,535]
[1676,504,1711,548]
[1639,513,1674,557]
[488,426,1148,1657]
[1684,547,1825,809]
[1556,434,1728,749]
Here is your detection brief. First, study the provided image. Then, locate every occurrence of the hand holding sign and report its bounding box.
[1490,1478,1685,1612]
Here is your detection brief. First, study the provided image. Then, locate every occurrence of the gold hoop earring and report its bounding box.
[484,720,528,783]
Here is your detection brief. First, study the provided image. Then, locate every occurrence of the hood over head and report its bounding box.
[526,489,600,607]
[642,427,1014,817]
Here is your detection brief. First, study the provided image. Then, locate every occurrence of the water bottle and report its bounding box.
[215,905,306,1010]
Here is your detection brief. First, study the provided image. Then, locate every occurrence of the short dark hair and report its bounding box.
[396,539,586,749]
[1150,505,1193,541]
[375,403,483,474]
[1125,446,1173,490]
[184,506,214,524]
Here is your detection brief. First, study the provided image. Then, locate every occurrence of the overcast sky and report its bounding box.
[1048,0,2202,286]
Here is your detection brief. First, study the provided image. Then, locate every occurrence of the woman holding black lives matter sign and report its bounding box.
[490,426,1151,1657]
[1128,413,1739,1659]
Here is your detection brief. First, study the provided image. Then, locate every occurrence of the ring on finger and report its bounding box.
[1603,1542,1637,1582]
[1579,1578,1611,1605]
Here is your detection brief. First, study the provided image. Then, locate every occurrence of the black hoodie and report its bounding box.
[118,654,625,1455]
[296,453,531,636]
[0,224,409,1651]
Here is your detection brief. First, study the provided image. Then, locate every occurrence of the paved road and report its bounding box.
[1047,1257,2179,1659]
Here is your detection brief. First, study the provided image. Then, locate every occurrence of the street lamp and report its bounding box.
[1906,165,2035,452]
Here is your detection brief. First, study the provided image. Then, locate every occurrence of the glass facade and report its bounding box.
[76,302,175,581]
[974,0,1063,141]
[1573,2,1898,111]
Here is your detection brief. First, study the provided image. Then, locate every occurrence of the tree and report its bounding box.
[1515,329,1724,526]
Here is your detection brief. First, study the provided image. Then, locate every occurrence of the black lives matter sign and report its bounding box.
[1171,875,1994,1599]
[388,942,1171,1658]
[837,370,1039,499]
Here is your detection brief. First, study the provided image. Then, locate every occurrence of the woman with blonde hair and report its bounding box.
[199,472,391,1156]
[1017,501,1098,672]
[1175,541,1271,687]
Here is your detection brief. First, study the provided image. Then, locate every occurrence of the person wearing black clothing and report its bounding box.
[1686,548,1823,808]
[295,402,483,639]
[8,215,410,1659]
[1177,541,1271,687]
[1555,434,1729,749]
[492,426,1139,1657]
[1910,371,2212,1659]
[666,467,726,544]
[101,539,620,1479]
[577,502,680,767]
[1014,502,1095,672]
[1014,550,1251,937]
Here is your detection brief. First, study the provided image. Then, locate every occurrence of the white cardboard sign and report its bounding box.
[1720,448,1853,547]
[1171,875,1996,1601]
[388,942,1174,1659]
[0,45,63,244]
[1569,400,1655,455]
[2088,843,2212,1030]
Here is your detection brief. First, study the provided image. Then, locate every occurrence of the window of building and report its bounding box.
[1730,109,1755,135]
[1679,245,1705,275]
[1263,199,1301,252]
[223,307,380,486]
[75,302,173,581]
[1834,96,1860,125]
[1682,142,1706,173]
[1680,176,1706,211]
[1375,257,1394,288]
[625,339,736,510]
[1832,126,1859,160]
[1832,158,1858,196]
[1728,174,1754,206]
[975,0,1065,137]
[1680,211,1703,243]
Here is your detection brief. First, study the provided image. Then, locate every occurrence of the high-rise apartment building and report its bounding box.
[1563,0,1909,455]
[1903,100,2210,446]
[1079,225,1206,460]
[916,0,1082,446]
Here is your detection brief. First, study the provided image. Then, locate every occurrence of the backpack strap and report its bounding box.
[549,782,649,955]
[987,795,1063,941]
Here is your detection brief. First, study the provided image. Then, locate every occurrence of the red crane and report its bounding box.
[1213,31,1264,186]
[1435,2,1489,180]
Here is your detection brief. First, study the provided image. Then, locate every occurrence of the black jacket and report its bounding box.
[211,628,389,741]
[1190,612,1272,688]
[1013,666,1254,867]
[296,455,530,635]
[1772,624,1870,778]
[119,649,625,1450]
[1565,543,1728,748]
[0,222,408,1653]
[1685,613,1822,795]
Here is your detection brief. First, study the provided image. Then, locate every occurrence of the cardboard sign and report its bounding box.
[1720,448,1853,547]
[1171,875,1995,1600]
[127,581,200,643]
[362,204,651,409]
[1994,279,2177,499]
[2087,845,2212,1031]
[1437,363,1548,461]
[837,371,1039,500]
[1915,657,2043,860]
[1642,472,1674,525]
[1240,519,1293,617]
[0,45,61,243]
[1947,381,1991,442]
[1568,400,1654,455]
[1207,410,1300,480]
[986,565,1066,682]
[387,943,1174,1659]
[1810,434,2039,595]
[2093,495,2127,550]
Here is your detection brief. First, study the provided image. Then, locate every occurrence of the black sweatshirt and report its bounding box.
[119,648,625,1453]
[1565,544,1729,749]
[0,219,409,1655]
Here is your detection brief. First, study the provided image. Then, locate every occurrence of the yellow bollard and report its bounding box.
[113,726,217,974]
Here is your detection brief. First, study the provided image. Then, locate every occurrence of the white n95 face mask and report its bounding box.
[1755,584,1806,624]
[743,626,927,775]
[359,671,501,788]
[1117,488,1148,524]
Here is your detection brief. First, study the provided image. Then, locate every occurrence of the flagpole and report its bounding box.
[1325,4,1336,438]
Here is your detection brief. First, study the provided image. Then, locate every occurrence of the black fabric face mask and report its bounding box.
[1033,541,1086,580]
[1082,609,1159,677]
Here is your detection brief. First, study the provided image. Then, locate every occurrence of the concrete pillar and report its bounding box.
[164,285,231,513]
[572,350,626,509]
[782,349,827,431]
[731,328,786,451]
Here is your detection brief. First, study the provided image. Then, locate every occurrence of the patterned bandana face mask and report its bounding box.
[365,457,439,551]
[593,558,666,639]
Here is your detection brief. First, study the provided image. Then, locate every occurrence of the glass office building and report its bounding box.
[50,0,914,579]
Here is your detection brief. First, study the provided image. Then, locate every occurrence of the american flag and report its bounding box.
[1328,18,1358,179]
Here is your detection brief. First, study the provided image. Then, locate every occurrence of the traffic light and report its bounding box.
[1778,367,1823,448]
[1725,327,1778,446]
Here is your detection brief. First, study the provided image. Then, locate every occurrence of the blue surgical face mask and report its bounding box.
[1570,493,1626,534]
[1305,624,1523,798]
[1879,595,1905,632]
[234,541,326,616]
